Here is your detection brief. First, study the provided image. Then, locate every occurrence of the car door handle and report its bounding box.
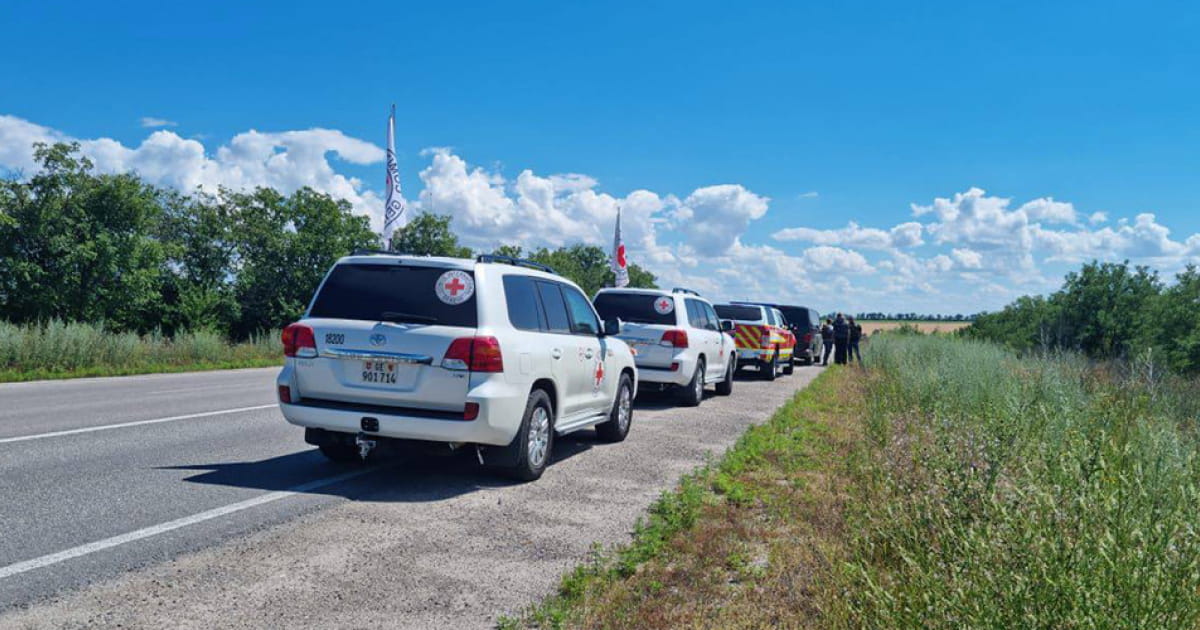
[584,349,594,359]
[551,348,562,360]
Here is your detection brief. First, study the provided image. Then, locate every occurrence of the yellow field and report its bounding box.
[860,320,970,334]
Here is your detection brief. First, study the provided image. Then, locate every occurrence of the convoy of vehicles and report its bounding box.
[277,251,821,482]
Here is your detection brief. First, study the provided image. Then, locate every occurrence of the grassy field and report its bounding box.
[0,320,281,382]
[503,334,1200,628]
[859,320,970,334]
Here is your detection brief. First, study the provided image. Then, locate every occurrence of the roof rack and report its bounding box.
[672,287,701,296]
[351,248,398,256]
[476,254,557,275]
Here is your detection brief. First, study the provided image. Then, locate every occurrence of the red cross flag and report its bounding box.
[611,206,629,288]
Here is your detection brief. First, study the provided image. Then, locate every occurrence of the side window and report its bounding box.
[765,308,777,326]
[685,299,706,329]
[702,303,721,331]
[563,286,601,335]
[774,309,787,327]
[536,282,572,333]
[503,275,545,331]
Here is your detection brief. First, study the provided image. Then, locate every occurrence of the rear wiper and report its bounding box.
[379,311,438,324]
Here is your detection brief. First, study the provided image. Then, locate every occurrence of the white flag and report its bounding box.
[383,105,405,247]
[611,206,630,288]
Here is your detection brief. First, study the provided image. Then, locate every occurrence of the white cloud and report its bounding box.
[801,246,874,273]
[140,117,177,128]
[0,113,388,227]
[1089,211,1108,225]
[798,191,819,199]
[951,248,983,269]
[772,220,921,251]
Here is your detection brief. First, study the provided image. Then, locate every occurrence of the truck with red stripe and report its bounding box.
[713,303,796,380]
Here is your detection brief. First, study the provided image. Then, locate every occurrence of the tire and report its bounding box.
[678,359,705,406]
[318,440,362,463]
[506,389,554,482]
[761,350,778,381]
[596,374,634,442]
[783,352,795,375]
[715,359,734,396]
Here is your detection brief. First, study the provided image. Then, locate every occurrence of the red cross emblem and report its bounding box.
[444,277,466,296]
[594,359,605,389]
[616,244,627,268]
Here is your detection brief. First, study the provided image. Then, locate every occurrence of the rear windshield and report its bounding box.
[715,304,762,322]
[593,293,676,325]
[308,264,478,327]
[779,307,810,327]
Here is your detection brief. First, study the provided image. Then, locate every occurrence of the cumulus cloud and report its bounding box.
[0,113,388,227]
[773,220,924,251]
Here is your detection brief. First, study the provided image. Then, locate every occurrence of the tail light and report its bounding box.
[659,329,689,348]
[282,323,316,358]
[277,385,292,403]
[463,402,480,421]
[759,326,772,347]
[442,336,504,372]
[802,332,813,344]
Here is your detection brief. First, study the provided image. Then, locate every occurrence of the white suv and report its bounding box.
[593,288,736,406]
[277,253,638,481]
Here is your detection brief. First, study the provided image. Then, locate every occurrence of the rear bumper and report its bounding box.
[277,370,527,446]
[634,354,697,387]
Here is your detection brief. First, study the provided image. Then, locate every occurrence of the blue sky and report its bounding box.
[2,1,1199,313]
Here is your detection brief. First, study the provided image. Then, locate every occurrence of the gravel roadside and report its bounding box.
[1,365,822,629]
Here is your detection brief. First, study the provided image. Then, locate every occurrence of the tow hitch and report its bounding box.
[355,432,377,461]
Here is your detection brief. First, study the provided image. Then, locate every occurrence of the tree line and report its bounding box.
[0,143,656,339]
[964,260,1200,374]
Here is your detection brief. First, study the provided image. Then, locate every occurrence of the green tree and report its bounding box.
[228,187,379,337]
[389,212,472,257]
[521,244,657,296]
[0,143,169,332]
[1053,261,1159,359]
[1138,265,1200,373]
[156,191,240,333]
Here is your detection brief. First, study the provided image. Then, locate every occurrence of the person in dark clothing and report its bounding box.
[832,313,850,365]
[848,316,863,363]
[820,318,834,365]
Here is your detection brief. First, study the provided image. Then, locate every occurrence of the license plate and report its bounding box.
[361,360,399,385]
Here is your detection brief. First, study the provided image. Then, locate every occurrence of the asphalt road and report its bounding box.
[0,364,822,628]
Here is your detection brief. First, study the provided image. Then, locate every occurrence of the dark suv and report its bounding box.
[732,302,822,365]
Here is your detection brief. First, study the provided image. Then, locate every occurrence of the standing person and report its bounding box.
[833,313,850,365]
[848,316,863,363]
[820,318,834,366]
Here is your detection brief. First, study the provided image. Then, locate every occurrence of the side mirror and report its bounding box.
[602,318,621,336]
[720,319,734,332]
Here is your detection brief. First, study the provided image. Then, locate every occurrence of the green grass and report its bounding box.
[0,320,281,382]
[838,334,1200,628]
[502,334,1200,629]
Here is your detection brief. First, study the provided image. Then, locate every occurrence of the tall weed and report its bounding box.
[0,320,280,380]
[834,335,1200,628]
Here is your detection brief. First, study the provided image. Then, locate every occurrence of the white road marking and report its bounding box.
[0,468,375,580]
[0,404,277,445]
